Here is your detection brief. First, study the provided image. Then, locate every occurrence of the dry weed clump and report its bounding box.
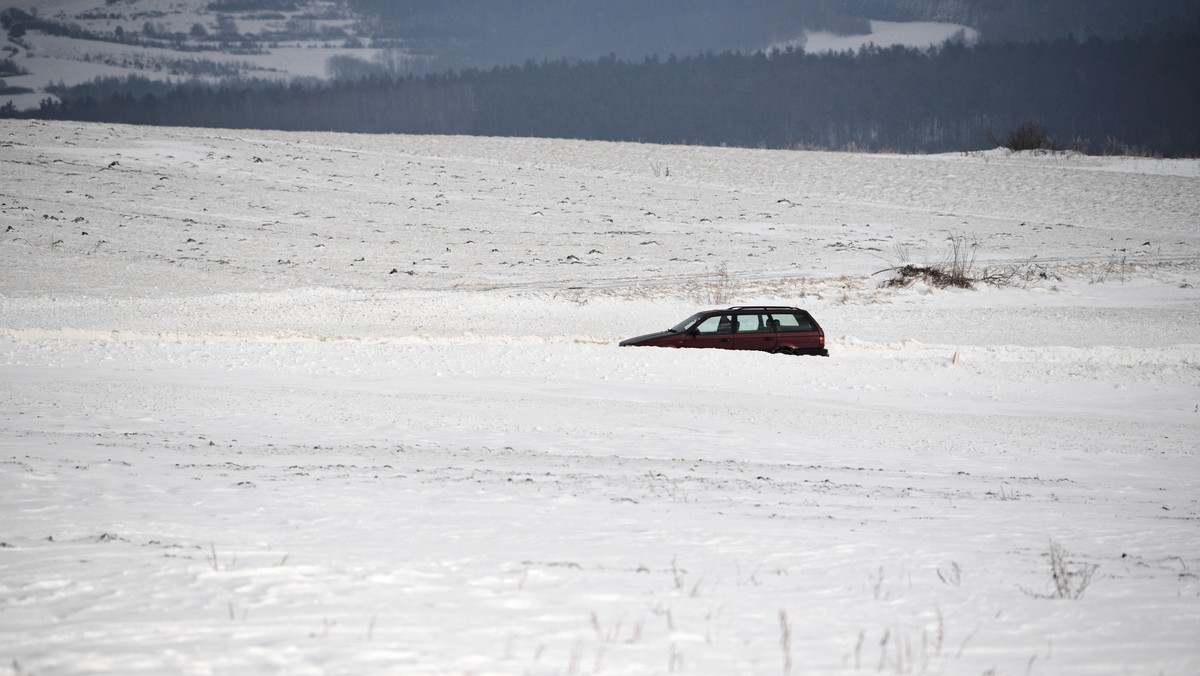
[1021,540,1100,600]
[879,235,979,289]
[878,236,1068,291]
[884,263,975,289]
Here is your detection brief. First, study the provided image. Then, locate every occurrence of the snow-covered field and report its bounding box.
[2,119,1199,674]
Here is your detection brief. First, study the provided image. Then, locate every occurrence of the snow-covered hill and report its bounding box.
[1,0,380,110]
[1,119,1199,674]
[2,0,983,111]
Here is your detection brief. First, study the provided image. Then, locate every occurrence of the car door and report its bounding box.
[731,313,778,351]
[684,313,738,349]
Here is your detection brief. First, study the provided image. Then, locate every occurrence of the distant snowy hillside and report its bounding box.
[6,0,1191,112]
[3,0,974,111]
[773,19,978,54]
[1,0,384,110]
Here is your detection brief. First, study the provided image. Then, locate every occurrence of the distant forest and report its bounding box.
[346,0,869,68]
[343,0,1200,68]
[6,25,1199,155]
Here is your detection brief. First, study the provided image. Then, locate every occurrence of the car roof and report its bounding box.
[719,306,802,312]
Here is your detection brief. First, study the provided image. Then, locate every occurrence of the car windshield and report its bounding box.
[669,312,705,332]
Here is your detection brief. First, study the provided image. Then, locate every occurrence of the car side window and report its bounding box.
[736,314,770,332]
[771,313,814,331]
[694,315,736,334]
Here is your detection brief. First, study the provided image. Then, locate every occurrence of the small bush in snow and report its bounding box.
[1023,541,1099,600]
[687,261,734,304]
[879,236,1063,291]
[1099,135,1162,158]
[880,235,978,289]
[999,120,1058,152]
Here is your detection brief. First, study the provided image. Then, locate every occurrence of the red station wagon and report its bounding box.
[619,306,828,356]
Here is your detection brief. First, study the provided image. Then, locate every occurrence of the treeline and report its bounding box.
[6,28,1199,155]
[959,0,1200,41]
[346,0,1200,63]
[347,0,869,67]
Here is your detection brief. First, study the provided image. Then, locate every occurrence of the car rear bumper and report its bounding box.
[793,347,829,357]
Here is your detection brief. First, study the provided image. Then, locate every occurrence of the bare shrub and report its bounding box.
[1048,542,1099,599]
[877,237,1070,291]
[879,235,978,289]
[999,120,1058,151]
[1099,136,1162,158]
[936,562,962,586]
[688,261,734,304]
[882,264,962,289]
[943,235,977,283]
[1087,255,1128,284]
[974,258,1063,287]
[1022,541,1099,599]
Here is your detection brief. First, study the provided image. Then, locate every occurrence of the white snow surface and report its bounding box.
[2,120,1199,674]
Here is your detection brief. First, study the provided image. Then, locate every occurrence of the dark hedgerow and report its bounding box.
[1002,119,1058,151]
